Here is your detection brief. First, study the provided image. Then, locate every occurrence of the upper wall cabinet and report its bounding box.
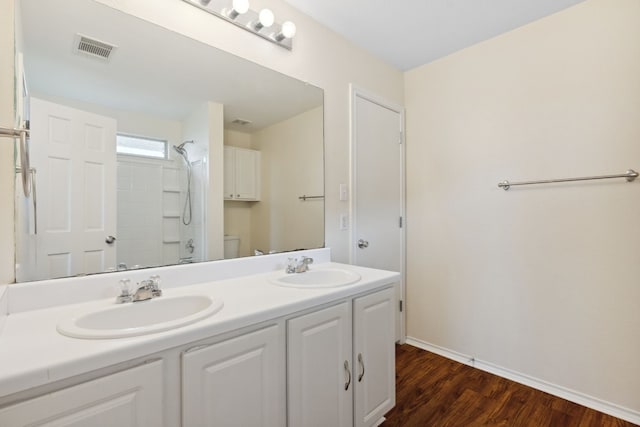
[224,146,261,201]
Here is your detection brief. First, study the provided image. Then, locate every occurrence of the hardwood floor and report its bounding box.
[383,344,637,427]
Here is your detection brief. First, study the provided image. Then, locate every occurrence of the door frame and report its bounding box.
[349,84,406,342]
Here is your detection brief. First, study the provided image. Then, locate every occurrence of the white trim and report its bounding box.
[406,337,640,425]
[349,84,406,343]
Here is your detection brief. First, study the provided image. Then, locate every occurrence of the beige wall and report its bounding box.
[251,107,324,253]
[405,0,640,414]
[223,107,323,257]
[0,0,15,284]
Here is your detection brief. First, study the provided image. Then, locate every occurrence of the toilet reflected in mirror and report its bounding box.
[223,235,240,259]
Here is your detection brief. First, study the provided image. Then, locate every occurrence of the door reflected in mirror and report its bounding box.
[15,0,324,282]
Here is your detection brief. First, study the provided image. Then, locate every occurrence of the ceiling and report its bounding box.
[282,0,587,71]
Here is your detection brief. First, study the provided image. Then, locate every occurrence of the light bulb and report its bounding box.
[275,21,296,42]
[281,21,296,38]
[232,0,249,14]
[227,0,249,19]
[259,9,274,28]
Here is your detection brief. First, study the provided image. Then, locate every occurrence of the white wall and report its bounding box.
[94,0,404,264]
[405,0,640,417]
[117,157,163,267]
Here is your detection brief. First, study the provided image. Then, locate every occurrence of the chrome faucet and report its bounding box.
[116,275,162,304]
[286,256,314,274]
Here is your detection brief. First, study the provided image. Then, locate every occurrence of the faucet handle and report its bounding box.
[149,275,162,297]
[119,279,131,294]
[116,279,133,304]
[286,257,298,274]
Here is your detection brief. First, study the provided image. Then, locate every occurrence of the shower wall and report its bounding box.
[116,158,163,268]
[117,151,205,268]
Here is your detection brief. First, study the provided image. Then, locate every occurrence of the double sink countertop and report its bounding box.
[0,252,399,400]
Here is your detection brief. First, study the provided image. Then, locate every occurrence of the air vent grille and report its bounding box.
[75,34,117,60]
[231,119,252,126]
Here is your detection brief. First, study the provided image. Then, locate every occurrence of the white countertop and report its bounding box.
[0,261,399,399]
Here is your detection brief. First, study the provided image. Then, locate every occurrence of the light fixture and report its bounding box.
[182,0,297,50]
[253,9,274,32]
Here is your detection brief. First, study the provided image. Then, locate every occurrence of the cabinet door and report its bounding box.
[353,287,396,427]
[0,361,163,427]
[234,148,260,200]
[182,325,284,427]
[223,146,235,200]
[288,302,353,427]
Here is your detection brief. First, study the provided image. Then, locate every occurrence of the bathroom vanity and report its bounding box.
[0,249,399,426]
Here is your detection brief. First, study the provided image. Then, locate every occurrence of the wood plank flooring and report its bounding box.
[383,344,637,427]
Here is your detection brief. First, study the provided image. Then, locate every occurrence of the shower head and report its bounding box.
[173,140,194,155]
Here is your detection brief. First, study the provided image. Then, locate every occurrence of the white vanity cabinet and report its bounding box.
[224,146,261,201]
[0,360,163,426]
[287,287,396,427]
[182,324,285,427]
[288,301,353,427]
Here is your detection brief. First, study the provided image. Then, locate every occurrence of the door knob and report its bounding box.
[105,235,116,244]
[357,239,369,249]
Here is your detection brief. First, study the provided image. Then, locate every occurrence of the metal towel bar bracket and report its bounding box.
[498,169,638,191]
[298,195,324,201]
[1,124,32,197]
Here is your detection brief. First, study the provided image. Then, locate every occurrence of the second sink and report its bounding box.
[269,268,361,288]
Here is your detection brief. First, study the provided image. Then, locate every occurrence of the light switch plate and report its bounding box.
[339,184,348,201]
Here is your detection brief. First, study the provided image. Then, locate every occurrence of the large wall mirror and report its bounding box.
[15,0,324,282]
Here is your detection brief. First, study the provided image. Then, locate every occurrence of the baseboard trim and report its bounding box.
[405,337,640,425]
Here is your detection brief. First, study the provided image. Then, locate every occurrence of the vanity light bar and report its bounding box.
[182,0,296,50]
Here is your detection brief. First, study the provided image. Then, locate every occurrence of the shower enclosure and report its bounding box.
[115,138,206,270]
[170,140,205,264]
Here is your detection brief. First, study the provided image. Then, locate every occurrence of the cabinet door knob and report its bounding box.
[358,353,365,382]
[344,360,351,390]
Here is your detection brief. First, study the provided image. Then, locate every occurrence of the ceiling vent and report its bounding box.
[74,34,117,61]
[231,118,252,126]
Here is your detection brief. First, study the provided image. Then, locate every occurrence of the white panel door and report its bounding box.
[182,325,285,427]
[0,361,164,426]
[288,302,353,427]
[351,87,405,341]
[30,97,117,279]
[353,287,396,427]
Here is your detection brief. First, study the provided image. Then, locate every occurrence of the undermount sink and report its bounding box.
[57,295,224,339]
[269,268,361,288]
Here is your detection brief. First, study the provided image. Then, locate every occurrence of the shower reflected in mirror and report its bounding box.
[173,141,194,226]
